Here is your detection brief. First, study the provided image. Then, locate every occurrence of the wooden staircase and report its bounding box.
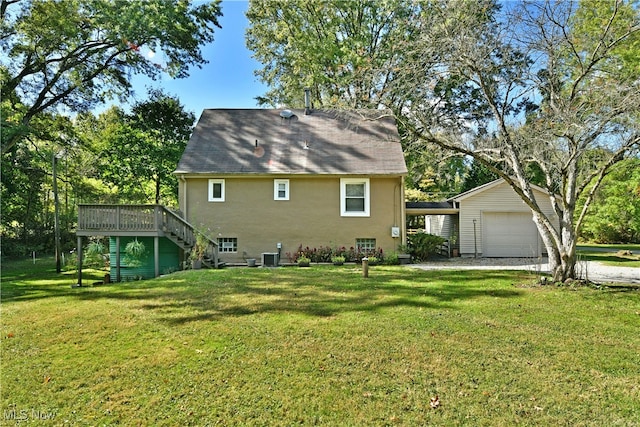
[161,208,220,269]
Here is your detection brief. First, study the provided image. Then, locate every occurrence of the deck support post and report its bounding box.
[76,236,83,286]
[154,236,160,277]
[115,236,121,282]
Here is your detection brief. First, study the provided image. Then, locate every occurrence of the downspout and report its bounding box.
[179,174,188,219]
[400,177,407,246]
[179,174,188,270]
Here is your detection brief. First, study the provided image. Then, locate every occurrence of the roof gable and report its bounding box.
[175,109,407,175]
[449,179,551,202]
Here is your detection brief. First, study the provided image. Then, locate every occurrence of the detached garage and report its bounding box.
[449,179,558,258]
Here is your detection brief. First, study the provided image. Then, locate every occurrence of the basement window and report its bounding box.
[356,238,376,252]
[217,237,237,253]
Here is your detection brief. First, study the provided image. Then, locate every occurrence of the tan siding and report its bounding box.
[458,182,557,257]
[183,176,404,262]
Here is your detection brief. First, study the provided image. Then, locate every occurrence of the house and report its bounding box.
[174,108,408,264]
[406,179,559,258]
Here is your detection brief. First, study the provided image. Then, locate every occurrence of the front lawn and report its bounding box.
[2,259,639,425]
[577,243,640,267]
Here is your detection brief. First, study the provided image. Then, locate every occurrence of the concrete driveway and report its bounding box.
[410,257,639,285]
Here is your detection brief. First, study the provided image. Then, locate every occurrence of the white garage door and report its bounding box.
[483,212,540,257]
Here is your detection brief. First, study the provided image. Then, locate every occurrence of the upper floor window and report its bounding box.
[208,179,225,202]
[340,178,370,217]
[274,179,290,201]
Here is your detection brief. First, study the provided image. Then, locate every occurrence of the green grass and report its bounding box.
[2,258,639,426]
[577,243,640,267]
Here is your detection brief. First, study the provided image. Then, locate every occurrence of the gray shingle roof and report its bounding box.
[175,109,407,175]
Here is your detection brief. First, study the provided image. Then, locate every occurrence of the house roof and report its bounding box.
[175,109,407,176]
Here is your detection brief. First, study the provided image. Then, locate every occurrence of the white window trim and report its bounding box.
[208,179,225,202]
[340,178,370,217]
[274,179,290,201]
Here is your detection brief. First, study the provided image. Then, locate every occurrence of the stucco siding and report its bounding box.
[180,176,404,263]
[458,182,557,257]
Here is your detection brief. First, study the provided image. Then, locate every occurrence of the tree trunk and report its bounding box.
[534,211,577,282]
[155,178,160,205]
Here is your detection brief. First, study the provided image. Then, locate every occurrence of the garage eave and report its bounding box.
[406,208,460,215]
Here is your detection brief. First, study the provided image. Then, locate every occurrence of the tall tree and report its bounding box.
[1,0,221,154]
[83,90,194,205]
[246,0,464,193]
[246,0,419,109]
[0,112,81,256]
[578,158,640,243]
[389,0,640,281]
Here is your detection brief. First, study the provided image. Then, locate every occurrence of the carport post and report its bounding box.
[473,219,478,258]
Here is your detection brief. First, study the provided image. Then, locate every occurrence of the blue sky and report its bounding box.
[124,1,267,118]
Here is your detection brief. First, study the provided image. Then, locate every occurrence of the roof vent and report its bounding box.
[280,109,294,119]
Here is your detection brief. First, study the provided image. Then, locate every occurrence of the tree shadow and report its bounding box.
[581,254,640,264]
[2,264,527,324]
[64,268,525,324]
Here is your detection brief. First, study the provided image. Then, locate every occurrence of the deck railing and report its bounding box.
[78,204,201,242]
[78,204,162,233]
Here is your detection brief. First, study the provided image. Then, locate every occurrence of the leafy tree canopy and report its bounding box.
[79,90,194,205]
[246,0,419,109]
[1,0,221,154]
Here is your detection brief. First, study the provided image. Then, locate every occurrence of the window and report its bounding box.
[340,178,370,216]
[274,179,290,201]
[217,237,237,253]
[208,179,225,202]
[356,238,376,252]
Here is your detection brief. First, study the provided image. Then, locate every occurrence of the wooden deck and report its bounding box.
[76,205,219,284]
[78,205,178,236]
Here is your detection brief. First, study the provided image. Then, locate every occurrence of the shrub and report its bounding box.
[297,256,311,266]
[383,252,400,265]
[286,244,385,263]
[407,232,446,261]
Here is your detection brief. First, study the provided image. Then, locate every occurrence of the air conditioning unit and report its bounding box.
[262,252,279,267]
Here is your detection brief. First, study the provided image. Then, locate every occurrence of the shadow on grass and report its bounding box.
[2,259,526,324]
[91,269,525,324]
[579,254,640,264]
[1,258,105,303]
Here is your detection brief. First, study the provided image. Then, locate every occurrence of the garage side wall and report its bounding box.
[458,182,557,257]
